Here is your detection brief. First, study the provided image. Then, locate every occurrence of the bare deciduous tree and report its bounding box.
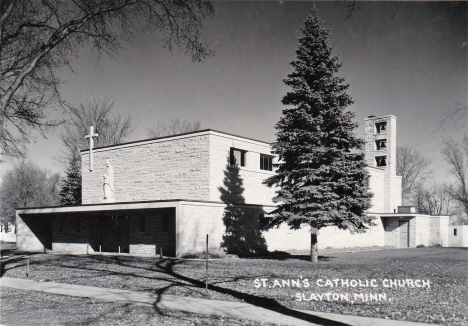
[0,0,214,159]
[0,160,61,223]
[60,98,132,163]
[442,135,468,216]
[414,183,454,216]
[59,98,132,205]
[396,146,432,205]
[146,119,201,138]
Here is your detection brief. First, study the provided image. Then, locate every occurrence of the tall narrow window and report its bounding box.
[260,154,273,171]
[376,156,387,167]
[139,215,145,232]
[375,122,387,134]
[454,228,457,236]
[230,148,246,167]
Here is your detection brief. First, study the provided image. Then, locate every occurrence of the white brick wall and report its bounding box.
[209,133,276,205]
[263,217,385,252]
[81,131,277,207]
[82,134,211,204]
[16,214,45,252]
[415,215,431,246]
[368,167,384,213]
[448,225,468,247]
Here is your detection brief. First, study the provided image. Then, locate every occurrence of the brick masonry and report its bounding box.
[82,134,211,204]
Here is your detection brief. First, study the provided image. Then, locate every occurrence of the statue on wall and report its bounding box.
[103,161,115,202]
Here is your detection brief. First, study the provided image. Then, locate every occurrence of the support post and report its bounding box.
[26,258,30,278]
[206,234,209,298]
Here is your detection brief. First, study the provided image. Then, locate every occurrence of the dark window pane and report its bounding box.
[260,154,273,171]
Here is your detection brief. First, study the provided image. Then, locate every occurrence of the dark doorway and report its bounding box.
[98,215,129,253]
[399,220,410,248]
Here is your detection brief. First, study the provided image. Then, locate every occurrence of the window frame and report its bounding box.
[230,148,247,167]
[260,154,274,171]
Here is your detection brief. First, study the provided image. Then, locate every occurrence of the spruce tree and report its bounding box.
[264,10,373,262]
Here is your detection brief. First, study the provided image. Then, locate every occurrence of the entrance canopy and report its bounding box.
[16,200,184,256]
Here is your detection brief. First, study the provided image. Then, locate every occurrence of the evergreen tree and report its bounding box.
[264,10,373,262]
[60,156,82,206]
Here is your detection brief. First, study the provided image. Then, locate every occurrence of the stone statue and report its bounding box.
[103,161,115,202]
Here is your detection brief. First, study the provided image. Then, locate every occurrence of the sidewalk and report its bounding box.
[1,277,434,326]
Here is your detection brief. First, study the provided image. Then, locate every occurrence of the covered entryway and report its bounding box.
[16,201,179,256]
[91,215,130,253]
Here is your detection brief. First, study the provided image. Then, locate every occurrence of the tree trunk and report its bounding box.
[310,233,318,262]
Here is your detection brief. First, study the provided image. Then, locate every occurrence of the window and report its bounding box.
[230,148,246,167]
[376,156,387,167]
[375,139,387,150]
[375,122,387,134]
[260,154,273,171]
[139,216,145,232]
[454,228,457,236]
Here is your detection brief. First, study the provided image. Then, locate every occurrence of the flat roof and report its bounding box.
[80,129,272,153]
[377,213,448,218]
[16,199,273,215]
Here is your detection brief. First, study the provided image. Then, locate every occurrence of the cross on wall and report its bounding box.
[85,126,99,171]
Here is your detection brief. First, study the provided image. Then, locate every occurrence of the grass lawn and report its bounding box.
[1,247,467,325]
[0,287,273,326]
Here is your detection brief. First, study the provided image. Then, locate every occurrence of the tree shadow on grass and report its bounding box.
[2,254,352,326]
[153,258,352,326]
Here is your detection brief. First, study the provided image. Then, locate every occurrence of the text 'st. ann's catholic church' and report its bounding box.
[16,115,450,256]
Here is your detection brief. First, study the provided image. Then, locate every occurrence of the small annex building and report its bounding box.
[448,225,468,247]
[16,115,449,256]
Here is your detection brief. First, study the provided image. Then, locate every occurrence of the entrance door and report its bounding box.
[399,220,409,248]
[98,216,129,253]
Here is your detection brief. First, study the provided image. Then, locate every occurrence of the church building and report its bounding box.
[16,115,449,256]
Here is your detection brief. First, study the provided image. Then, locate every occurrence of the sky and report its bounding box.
[3,1,468,184]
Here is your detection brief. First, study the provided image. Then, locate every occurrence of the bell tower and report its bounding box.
[365,115,400,212]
